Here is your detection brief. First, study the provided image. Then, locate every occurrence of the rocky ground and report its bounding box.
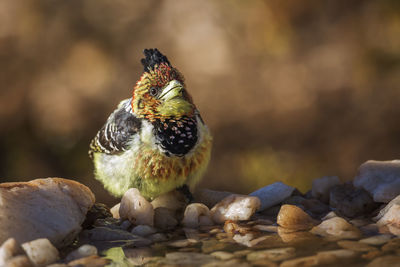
[1,160,400,266]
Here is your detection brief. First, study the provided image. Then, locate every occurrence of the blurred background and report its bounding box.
[1,0,399,205]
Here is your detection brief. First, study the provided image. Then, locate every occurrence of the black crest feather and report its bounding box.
[141,48,171,72]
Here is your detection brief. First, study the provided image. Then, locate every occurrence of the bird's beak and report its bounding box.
[159,80,184,101]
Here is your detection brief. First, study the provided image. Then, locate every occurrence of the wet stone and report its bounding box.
[22,238,59,267]
[65,244,97,262]
[316,249,358,264]
[359,234,392,246]
[253,225,278,233]
[154,207,178,229]
[163,252,215,266]
[381,237,400,252]
[67,255,108,267]
[280,255,318,267]
[366,255,400,267]
[310,216,362,240]
[277,205,317,231]
[337,240,378,252]
[0,238,24,265]
[211,194,260,224]
[124,247,154,266]
[167,239,196,248]
[203,259,252,267]
[233,233,255,247]
[246,247,296,262]
[329,183,377,218]
[210,251,235,260]
[131,225,157,237]
[119,188,154,226]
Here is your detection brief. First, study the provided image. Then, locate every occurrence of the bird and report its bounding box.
[89,48,212,200]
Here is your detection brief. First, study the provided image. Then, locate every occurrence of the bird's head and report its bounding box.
[132,49,195,121]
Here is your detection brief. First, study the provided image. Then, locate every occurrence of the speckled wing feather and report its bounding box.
[89,99,141,158]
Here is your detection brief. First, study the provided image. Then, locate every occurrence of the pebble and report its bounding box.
[246,247,296,262]
[182,203,213,228]
[151,190,186,211]
[164,252,215,266]
[119,220,132,230]
[124,247,153,265]
[359,234,392,246]
[21,238,59,267]
[119,188,154,226]
[337,240,378,252]
[316,249,358,264]
[194,189,233,208]
[233,233,255,247]
[211,194,260,224]
[375,195,400,220]
[310,216,362,240]
[249,182,295,211]
[366,255,400,267]
[277,204,318,231]
[381,237,400,252]
[67,255,109,267]
[203,259,252,267]
[376,203,400,235]
[167,239,196,248]
[0,238,24,265]
[110,203,120,219]
[312,176,341,203]
[4,255,33,267]
[154,207,178,229]
[223,221,252,235]
[329,183,377,218]
[253,225,278,233]
[0,178,95,248]
[131,225,157,236]
[65,244,98,262]
[148,233,168,242]
[354,160,400,203]
[280,255,318,267]
[210,251,235,260]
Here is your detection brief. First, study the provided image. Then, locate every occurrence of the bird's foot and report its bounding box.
[176,184,194,203]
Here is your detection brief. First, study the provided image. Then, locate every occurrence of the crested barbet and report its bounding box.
[89,48,212,200]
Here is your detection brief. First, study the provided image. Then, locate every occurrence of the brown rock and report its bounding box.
[277,205,318,231]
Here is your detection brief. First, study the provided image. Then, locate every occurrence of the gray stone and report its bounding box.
[250,182,295,211]
[131,225,157,236]
[329,183,378,218]
[312,176,341,203]
[354,160,400,203]
[182,203,213,228]
[82,227,151,246]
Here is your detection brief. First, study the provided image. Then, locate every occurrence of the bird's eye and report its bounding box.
[149,87,158,97]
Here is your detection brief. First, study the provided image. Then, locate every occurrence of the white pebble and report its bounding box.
[0,238,24,265]
[110,203,120,219]
[22,238,59,267]
[65,244,97,262]
[119,188,154,226]
[211,194,260,224]
[182,203,213,228]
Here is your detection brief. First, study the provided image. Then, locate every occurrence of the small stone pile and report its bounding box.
[1,160,400,266]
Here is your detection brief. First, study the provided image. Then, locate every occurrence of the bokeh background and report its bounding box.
[1,0,399,205]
